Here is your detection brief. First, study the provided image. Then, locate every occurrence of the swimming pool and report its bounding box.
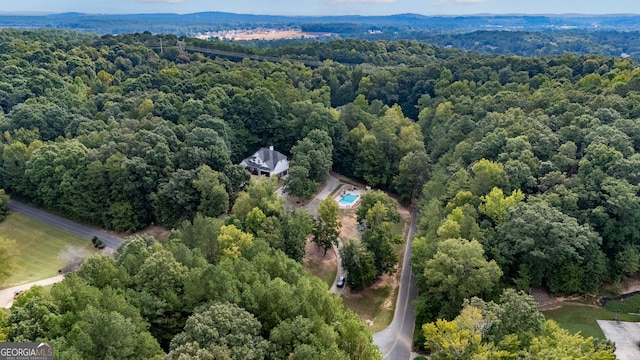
[339,193,359,205]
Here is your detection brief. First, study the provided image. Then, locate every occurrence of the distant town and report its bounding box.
[195,28,335,41]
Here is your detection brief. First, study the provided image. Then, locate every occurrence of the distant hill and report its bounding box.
[3,12,640,59]
[1,12,640,35]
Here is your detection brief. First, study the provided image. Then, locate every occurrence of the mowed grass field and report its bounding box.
[1,213,95,287]
[544,305,640,339]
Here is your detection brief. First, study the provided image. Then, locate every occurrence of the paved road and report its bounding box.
[373,211,419,360]
[7,200,125,249]
[300,174,340,217]
[0,275,65,308]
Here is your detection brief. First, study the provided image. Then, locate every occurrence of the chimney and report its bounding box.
[269,145,274,151]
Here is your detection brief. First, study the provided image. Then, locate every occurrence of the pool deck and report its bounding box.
[335,184,365,209]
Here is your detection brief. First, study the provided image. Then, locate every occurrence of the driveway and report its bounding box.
[301,174,340,217]
[281,174,420,359]
[329,238,345,295]
[0,275,65,308]
[598,320,640,360]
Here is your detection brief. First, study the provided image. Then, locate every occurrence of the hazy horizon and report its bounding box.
[1,0,640,17]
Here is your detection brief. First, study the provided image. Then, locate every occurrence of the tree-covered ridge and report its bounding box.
[0,30,431,230]
[410,39,640,352]
[6,233,379,359]
[1,29,640,356]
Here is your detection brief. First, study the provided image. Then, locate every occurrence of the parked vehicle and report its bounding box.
[337,276,346,288]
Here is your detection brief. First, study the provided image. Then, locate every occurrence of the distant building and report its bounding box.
[240,146,289,178]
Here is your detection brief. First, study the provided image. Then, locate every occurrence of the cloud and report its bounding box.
[433,0,499,5]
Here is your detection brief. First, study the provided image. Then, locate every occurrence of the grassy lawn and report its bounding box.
[544,305,640,339]
[305,257,337,288]
[1,213,95,287]
[343,285,395,333]
[604,294,640,313]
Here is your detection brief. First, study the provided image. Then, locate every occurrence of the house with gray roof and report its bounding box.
[240,146,289,178]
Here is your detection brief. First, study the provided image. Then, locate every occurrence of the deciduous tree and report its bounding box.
[312,197,341,255]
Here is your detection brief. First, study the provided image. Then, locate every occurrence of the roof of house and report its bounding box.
[241,147,287,173]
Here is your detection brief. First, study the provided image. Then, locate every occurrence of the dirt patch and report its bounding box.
[302,237,337,285]
[339,211,360,241]
[531,287,599,311]
[612,275,640,294]
[534,274,640,311]
[378,273,400,311]
[135,225,171,242]
[332,172,367,187]
[102,224,171,242]
[304,237,337,263]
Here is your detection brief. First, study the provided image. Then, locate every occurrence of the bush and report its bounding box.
[91,236,105,249]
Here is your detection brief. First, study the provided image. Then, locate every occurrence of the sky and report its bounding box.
[3,0,640,16]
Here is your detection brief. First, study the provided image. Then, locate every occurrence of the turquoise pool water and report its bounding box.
[339,193,358,205]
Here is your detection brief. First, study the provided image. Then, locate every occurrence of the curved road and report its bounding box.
[7,200,125,249]
[373,211,419,360]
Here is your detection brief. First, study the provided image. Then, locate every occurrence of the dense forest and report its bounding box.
[0,28,639,358]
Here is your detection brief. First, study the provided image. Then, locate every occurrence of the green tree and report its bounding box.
[284,165,317,200]
[470,159,508,196]
[8,290,63,342]
[335,309,382,360]
[496,202,607,293]
[66,306,164,360]
[421,238,502,318]
[193,165,229,218]
[281,208,314,262]
[312,197,341,255]
[422,306,485,360]
[151,169,198,227]
[340,240,377,288]
[463,288,544,345]
[362,202,402,275]
[1,141,30,194]
[478,187,525,224]
[0,189,9,221]
[217,225,254,261]
[525,321,615,360]
[355,133,387,187]
[171,214,224,264]
[232,177,284,219]
[289,129,334,185]
[356,190,400,224]
[393,150,432,204]
[168,302,270,360]
[0,310,8,342]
